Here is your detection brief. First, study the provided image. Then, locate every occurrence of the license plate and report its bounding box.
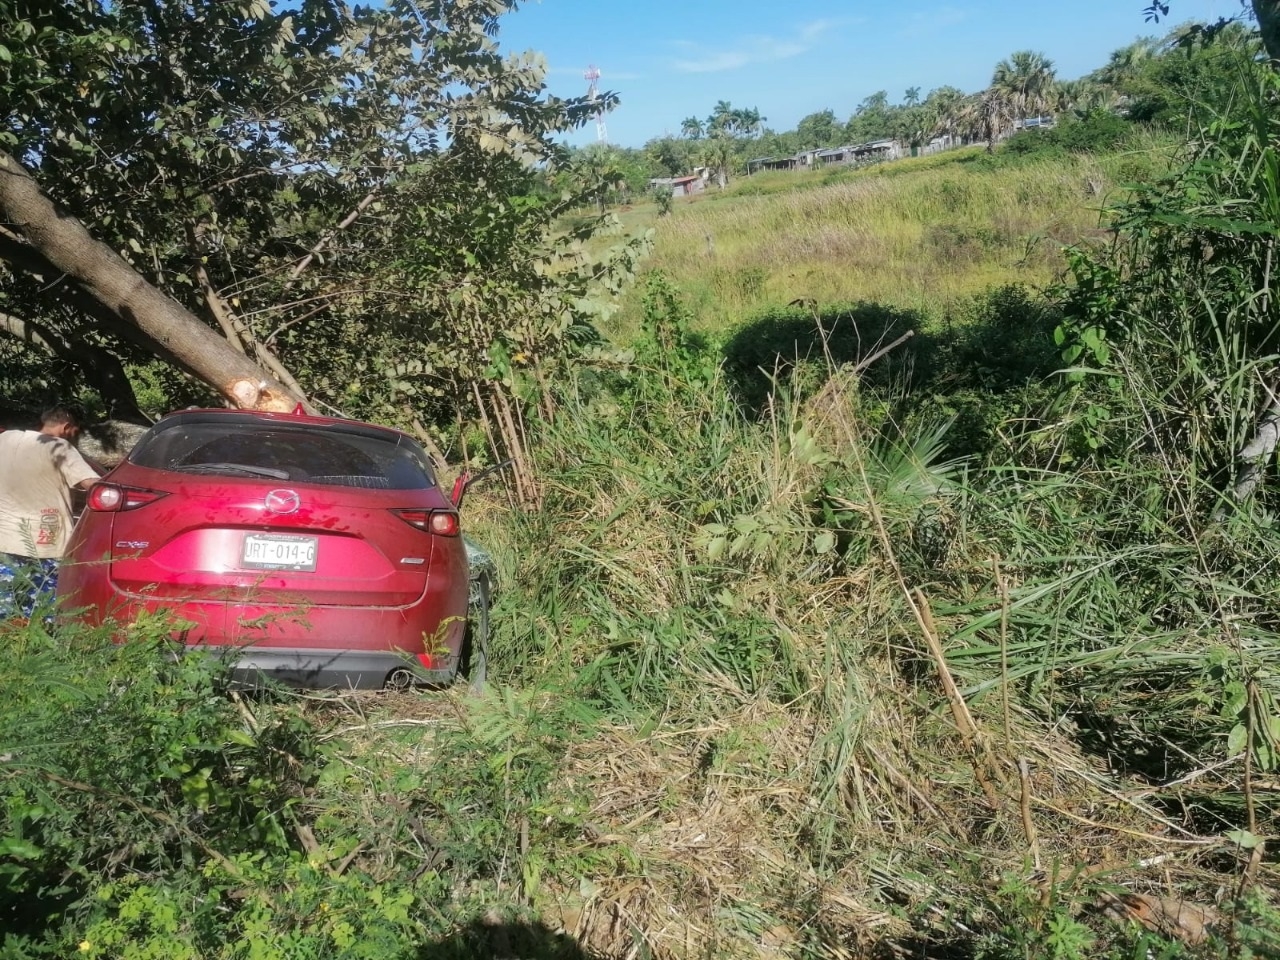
[242,534,318,572]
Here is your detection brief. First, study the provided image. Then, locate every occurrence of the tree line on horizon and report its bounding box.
[568,18,1263,194]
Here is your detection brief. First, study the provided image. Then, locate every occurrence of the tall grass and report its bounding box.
[604,147,1174,344]
[466,274,1280,954]
[286,101,1280,958]
[465,114,1280,949]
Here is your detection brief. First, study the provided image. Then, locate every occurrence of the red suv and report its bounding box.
[58,408,480,689]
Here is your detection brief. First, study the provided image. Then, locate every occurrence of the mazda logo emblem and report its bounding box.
[264,489,301,515]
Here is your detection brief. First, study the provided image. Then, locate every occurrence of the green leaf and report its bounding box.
[225,729,256,747]
[1227,723,1247,756]
[1222,681,1248,718]
[0,837,42,859]
[1225,829,1263,850]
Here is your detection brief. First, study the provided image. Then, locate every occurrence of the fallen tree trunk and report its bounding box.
[0,150,299,411]
[1223,375,1280,515]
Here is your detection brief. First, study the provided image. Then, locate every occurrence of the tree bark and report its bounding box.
[0,151,300,411]
[1228,394,1280,506]
[0,231,182,369]
[0,310,149,423]
[1255,0,1280,64]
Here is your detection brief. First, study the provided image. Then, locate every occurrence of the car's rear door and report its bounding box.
[105,417,448,609]
[107,480,440,607]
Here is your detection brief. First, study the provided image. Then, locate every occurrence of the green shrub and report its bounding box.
[649,186,674,217]
[975,111,1137,171]
[0,620,597,958]
[1049,111,1132,154]
[0,618,320,953]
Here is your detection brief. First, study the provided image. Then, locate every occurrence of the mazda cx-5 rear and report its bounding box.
[58,409,469,689]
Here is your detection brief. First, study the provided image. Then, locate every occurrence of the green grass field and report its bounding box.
[603,140,1173,343]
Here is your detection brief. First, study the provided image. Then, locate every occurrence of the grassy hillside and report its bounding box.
[605,139,1172,342]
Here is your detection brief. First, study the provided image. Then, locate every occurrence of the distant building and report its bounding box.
[746,156,799,174]
[746,133,961,178]
[814,146,855,164]
[797,141,905,166]
[849,139,902,162]
[648,173,707,197]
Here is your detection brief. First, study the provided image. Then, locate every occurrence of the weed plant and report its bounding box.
[0,617,613,957]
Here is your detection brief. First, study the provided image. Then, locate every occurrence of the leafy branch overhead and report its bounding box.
[0,0,626,426]
[1144,0,1280,60]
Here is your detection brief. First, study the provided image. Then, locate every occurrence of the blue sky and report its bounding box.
[496,0,1241,147]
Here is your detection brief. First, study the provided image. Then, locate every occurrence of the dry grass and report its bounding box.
[298,136,1277,959]
[338,662,1231,960]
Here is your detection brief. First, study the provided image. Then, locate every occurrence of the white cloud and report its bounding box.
[799,18,842,42]
[668,17,852,74]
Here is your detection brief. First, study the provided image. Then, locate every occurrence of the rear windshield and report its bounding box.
[129,416,435,490]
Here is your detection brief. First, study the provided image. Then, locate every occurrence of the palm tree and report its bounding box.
[706,100,735,136]
[570,145,627,214]
[893,105,931,152]
[698,135,734,189]
[904,86,921,107]
[680,116,704,140]
[732,106,765,138]
[991,50,1058,126]
[924,85,966,144]
[1053,78,1115,116]
[957,88,1017,151]
[1095,37,1160,90]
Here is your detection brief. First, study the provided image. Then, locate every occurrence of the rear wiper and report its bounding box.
[174,462,291,481]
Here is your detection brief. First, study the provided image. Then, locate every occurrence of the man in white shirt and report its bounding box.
[0,407,101,620]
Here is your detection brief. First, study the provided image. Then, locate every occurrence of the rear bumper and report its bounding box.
[57,576,469,690]
[191,644,457,690]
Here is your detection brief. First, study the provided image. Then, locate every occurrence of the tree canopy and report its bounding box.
[1145,0,1279,60]
[0,0,622,432]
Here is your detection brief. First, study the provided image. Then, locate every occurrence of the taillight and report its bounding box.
[88,483,168,512]
[393,509,460,536]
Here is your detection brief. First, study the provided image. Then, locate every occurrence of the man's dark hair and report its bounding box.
[39,406,80,429]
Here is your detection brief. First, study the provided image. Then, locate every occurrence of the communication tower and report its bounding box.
[584,64,608,143]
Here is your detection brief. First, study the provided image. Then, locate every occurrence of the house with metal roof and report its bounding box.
[648,173,708,197]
